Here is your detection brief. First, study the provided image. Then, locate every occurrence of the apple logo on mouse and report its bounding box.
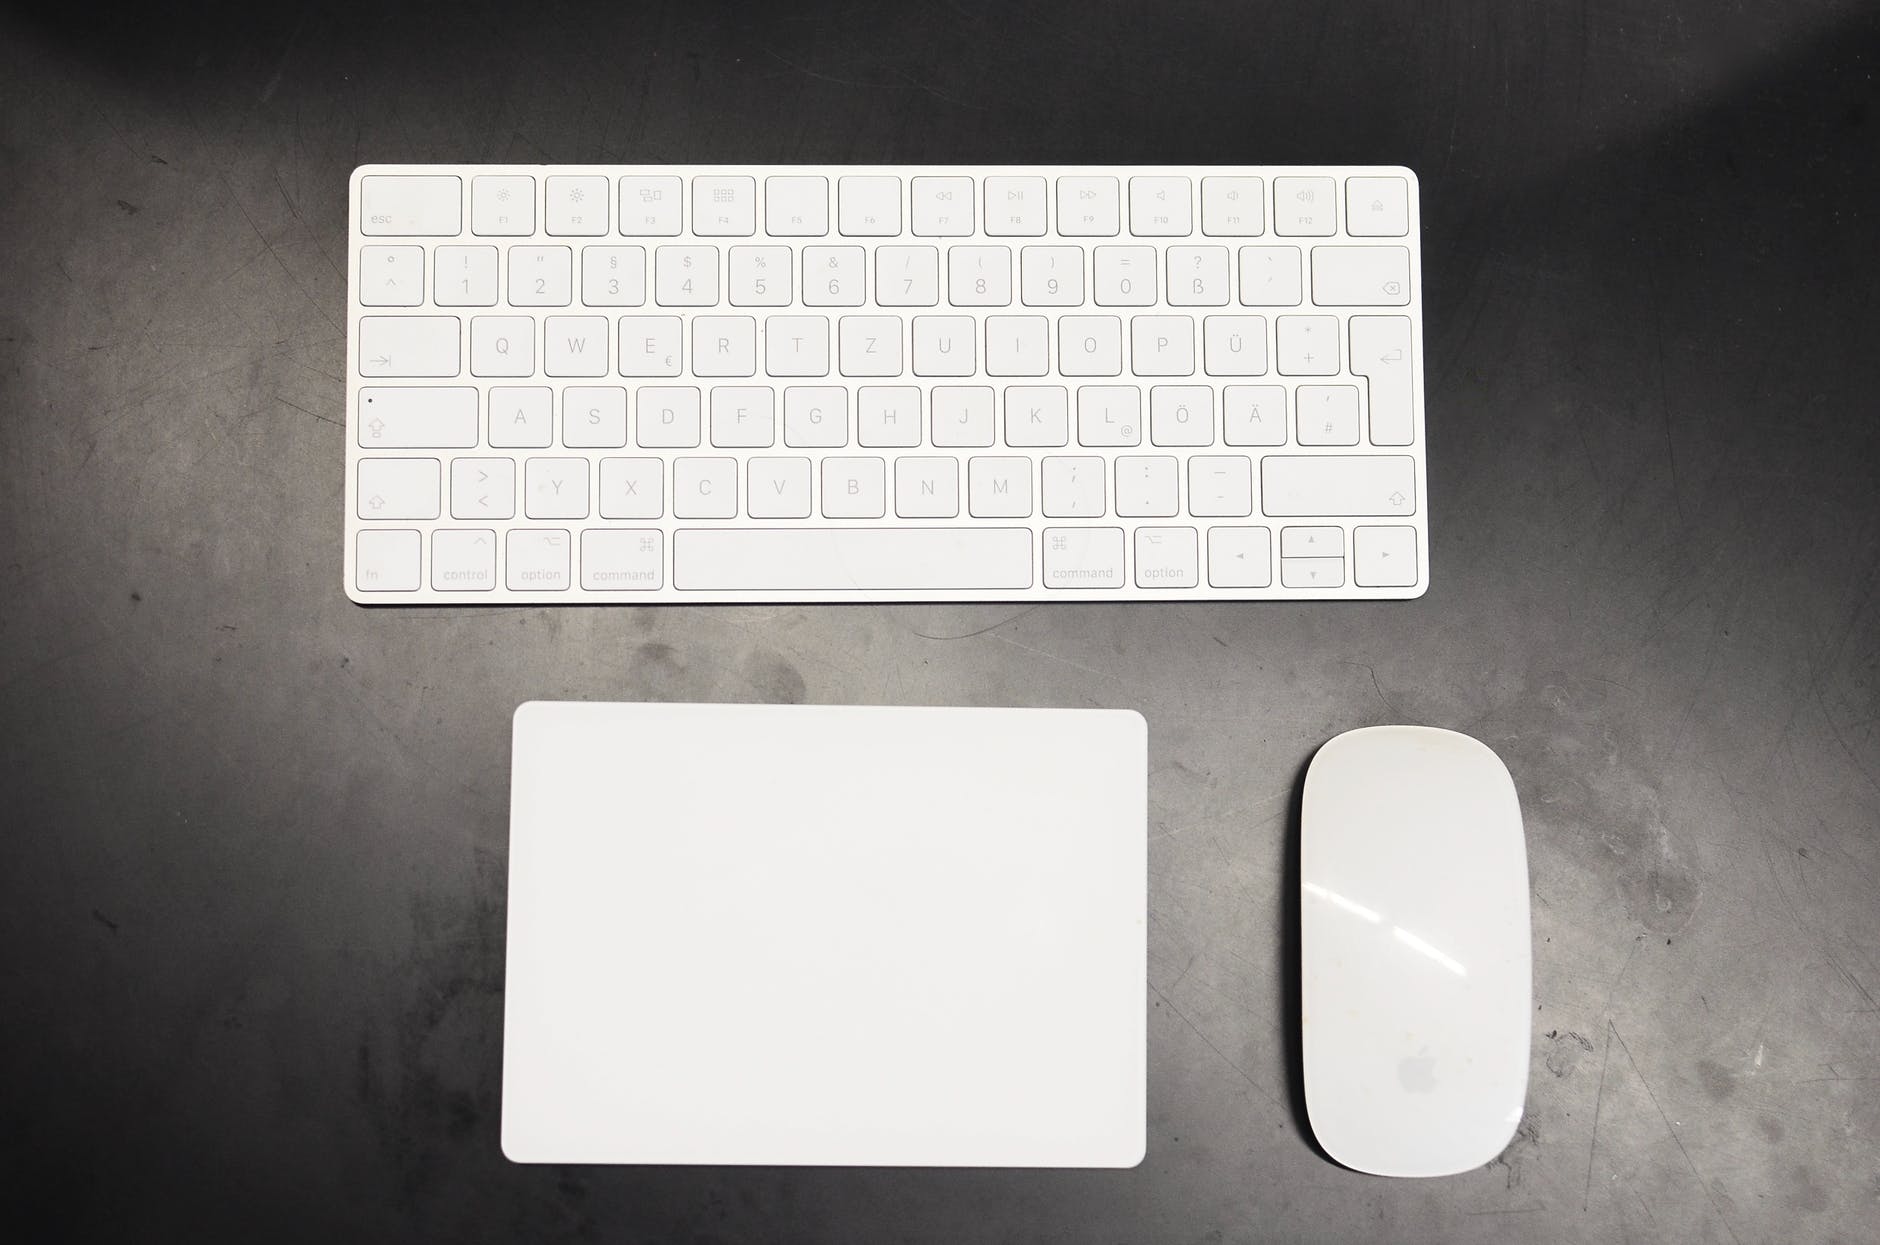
[1398,1047,1439,1093]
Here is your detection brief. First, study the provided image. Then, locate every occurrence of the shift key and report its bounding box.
[1261,455,1415,517]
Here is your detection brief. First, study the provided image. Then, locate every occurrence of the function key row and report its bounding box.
[360,174,1412,240]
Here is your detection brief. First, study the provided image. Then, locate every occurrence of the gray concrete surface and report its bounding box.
[1,1,1876,1241]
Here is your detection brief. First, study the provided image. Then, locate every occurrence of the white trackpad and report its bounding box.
[502,701,1146,1167]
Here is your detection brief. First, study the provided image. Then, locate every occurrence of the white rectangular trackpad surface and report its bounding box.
[502,701,1147,1167]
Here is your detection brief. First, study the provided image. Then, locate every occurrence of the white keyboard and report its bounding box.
[345,165,1426,603]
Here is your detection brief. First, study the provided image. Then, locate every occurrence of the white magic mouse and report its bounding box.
[1301,725,1532,1177]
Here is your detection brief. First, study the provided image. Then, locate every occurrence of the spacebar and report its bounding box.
[674,527,1033,591]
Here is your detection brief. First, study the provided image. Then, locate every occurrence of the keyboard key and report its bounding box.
[765,315,831,377]
[1076,386,1141,447]
[857,386,921,447]
[749,457,813,518]
[581,246,647,306]
[674,528,1032,591]
[1354,525,1418,586]
[837,176,901,236]
[1094,246,1156,306]
[1280,526,1343,557]
[471,315,535,376]
[1057,177,1120,236]
[1223,385,1287,446]
[618,316,682,376]
[1346,176,1410,237]
[488,387,552,448]
[1150,386,1213,446]
[691,316,757,377]
[1130,316,1195,376]
[546,176,609,236]
[1128,176,1191,236]
[1004,386,1069,447]
[968,456,1033,517]
[435,245,498,306]
[1207,527,1272,587]
[432,529,496,591]
[1203,315,1268,375]
[1312,246,1411,306]
[911,177,974,235]
[359,316,460,377]
[822,457,886,518]
[451,457,517,519]
[525,457,590,519]
[710,386,775,447]
[1042,455,1106,517]
[913,316,976,376]
[1277,315,1339,375]
[545,316,610,377]
[1350,316,1415,445]
[876,245,939,306]
[598,457,663,519]
[561,386,627,448]
[896,457,960,518]
[1020,245,1085,306]
[357,387,477,448]
[355,529,420,591]
[635,386,701,447]
[358,457,441,519]
[360,175,461,236]
[674,458,738,518]
[1059,316,1122,376]
[582,529,664,590]
[729,246,791,306]
[1201,176,1264,236]
[1273,176,1336,236]
[804,246,866,306]
[619,176,683,235]
[983,176,1048,236]
[1166,245,1230,306]
[693,176,757,236]
[1188,455,1253,517]
[1239,246,1303,305]
[1042,527,1125,589]
[1134,527,1199,587]
[1115,455,1179,517]
[507,529,571,591]
[510,246,573,306]
[472,175,534,236]
[931,386,995,447]
[765,175,829,236]
[655,245,719,306]
[1297,385,1360,445]
[985,316,1050,376]
[359,246,423,306]
[947,245,1012,306]
[1281,556,1344,589]
[840,316,904,377]
[1260,455,1416,517]
[784,386,848,447]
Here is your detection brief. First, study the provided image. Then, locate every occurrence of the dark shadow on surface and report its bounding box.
[1278,752,1330,1164]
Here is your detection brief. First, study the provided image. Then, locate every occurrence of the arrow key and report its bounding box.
[1280,556,1344,589]
[1206,526,1272,588]
[450,456,516,519]
[1354,524,1418,588]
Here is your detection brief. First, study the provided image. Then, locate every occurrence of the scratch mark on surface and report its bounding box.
[1149,984,1284,1116]
[1583,1023,1614,1209]
[1611,1023,1742,1245]
[905,604,1041,641]
[278,396,342,428]
[1341,660,1402,716]
[91,909,120,933]
[987,632,1114,682]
